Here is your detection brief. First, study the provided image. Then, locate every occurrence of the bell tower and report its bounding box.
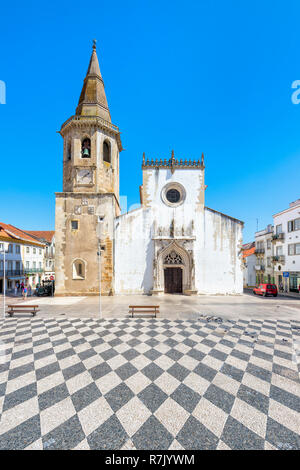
[55,41,122,296]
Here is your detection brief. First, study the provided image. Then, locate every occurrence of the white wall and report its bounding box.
[114,167,243,295]
[243,254,256,287]
[273,202,300,273]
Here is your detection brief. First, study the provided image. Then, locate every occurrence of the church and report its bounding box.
[55,43,243,296]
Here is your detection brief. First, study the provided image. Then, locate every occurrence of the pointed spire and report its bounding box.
[201,152,204,165]
[76,40,111,122]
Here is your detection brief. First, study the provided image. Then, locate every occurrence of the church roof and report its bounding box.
[75,40,111,122]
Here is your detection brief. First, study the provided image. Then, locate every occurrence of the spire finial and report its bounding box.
[201,152,204,165]
[93,39,97,50]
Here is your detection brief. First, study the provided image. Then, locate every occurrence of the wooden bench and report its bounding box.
[129,305,159,318]
[7,305,39,317]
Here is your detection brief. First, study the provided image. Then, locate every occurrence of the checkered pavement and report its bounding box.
[0,316,299,450]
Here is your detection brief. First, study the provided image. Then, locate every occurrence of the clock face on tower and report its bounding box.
[76,169,93,185]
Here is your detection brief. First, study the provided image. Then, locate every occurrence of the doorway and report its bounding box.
[164,267,182,294]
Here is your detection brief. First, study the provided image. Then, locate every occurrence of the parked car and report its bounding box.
[253,283,278,297]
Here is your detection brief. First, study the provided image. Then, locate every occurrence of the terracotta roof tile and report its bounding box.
[0,223,45,246]
[25,231,54,243]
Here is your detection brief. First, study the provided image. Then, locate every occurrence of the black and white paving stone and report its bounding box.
[0,317,299,450]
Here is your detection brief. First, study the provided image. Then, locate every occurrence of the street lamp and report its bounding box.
[96,215,105,319]
[0,242,7,319]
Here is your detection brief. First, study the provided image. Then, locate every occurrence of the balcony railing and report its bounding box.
[255,265,265,271]
[272,233,284,241]
[255,248,265,254]
[0,270,24,277]
[272,255,285,263]
[24,268,43,273]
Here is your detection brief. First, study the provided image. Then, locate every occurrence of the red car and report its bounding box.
[253,283,278,297]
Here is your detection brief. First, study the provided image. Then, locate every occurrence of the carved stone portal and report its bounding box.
[151,240,197,295]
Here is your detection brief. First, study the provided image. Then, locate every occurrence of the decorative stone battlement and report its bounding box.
[142,150,204,173]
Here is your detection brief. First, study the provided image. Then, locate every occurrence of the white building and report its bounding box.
[114,153,244,295]
[25,231,55,280]
[254,224,274,285]
[0,223,45,293]
[273,199,300,292]
[242,242,256,287]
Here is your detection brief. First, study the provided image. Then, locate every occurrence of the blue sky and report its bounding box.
[0,0,299,243]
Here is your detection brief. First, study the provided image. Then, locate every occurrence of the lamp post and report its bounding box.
[1,243,6,318]
[97,240,102,319]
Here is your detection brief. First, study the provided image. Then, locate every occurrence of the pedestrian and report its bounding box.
[298,284,300,295]
[279,282,283,293]
[14,284,17,296]
[22,285,28,300]
[28,284,32,296]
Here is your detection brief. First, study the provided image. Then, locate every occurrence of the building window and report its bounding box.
[33,248,36,254]
[39,249,42,255]
[276,245,283,256]
[288,218,300,232]
[26,246,30,253]
[288,243,300,255]
[33,262,36,269]
[276,224,282,235]
[71,220,79,230]
[72,259,85,279]
[26,261,30,269]
[161,182,186,207]
[39,262,42,268]
[267,240,271,249]
[103,140,111,163]
[8,244,12,253]
[166,189,181,204]
[16,245,20,254]
[67,141,72,161]
[81,138,91,158]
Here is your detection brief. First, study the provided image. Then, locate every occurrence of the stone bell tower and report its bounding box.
[55,40,122,296]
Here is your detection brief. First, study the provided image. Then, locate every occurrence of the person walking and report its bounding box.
[22,285,28,300]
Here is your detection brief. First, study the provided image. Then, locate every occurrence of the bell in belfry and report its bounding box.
[82,138,91,158]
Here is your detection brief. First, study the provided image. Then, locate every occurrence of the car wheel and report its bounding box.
[273,294,277,297]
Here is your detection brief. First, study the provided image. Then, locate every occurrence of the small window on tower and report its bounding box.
[67,142,72,160]
[71,220,78,230]
[81,138,91,158]
[103,140,111,163]
[72,259,85,279]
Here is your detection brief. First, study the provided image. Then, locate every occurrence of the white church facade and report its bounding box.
[55,43,244,296]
